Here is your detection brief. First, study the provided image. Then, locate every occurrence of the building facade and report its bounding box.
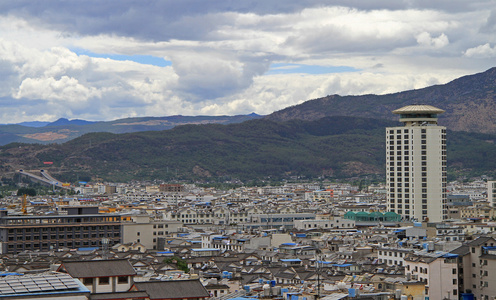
[0,207,123,254]
[386,105,447,222]
[404,251,458,300]
[121,215,183,250]
[488,181,496,207]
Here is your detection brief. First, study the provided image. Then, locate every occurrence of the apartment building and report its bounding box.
[121,215,183,250]
[0,207,122,254]
[488,181,496,207]
[458,236,496,300]
[293,217,355,230]
[378,247,413,266]
[404,250,458,299]
[386,105,447,222]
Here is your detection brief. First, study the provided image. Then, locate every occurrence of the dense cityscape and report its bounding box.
[0,105,492,300]
[1,1,495,299]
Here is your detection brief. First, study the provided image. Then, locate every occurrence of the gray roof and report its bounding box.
[134,279,210,300]
[60,259,136,278]
[392,105,445,115]
[466,236,495,246]
[90,291,149,300]
[450,245,470,256]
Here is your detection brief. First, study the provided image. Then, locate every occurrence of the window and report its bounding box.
[118,276,128,284]
[83,278,93,285]
[99,277,109,285]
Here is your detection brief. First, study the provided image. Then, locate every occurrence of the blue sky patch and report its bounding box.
[267,63,358,75]
[73,49,172,67]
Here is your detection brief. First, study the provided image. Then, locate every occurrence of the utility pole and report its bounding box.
[316,254,322,299]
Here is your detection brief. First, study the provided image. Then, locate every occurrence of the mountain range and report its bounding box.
[269,67,496,134]
[2,67,496,183]
[0,114,262,146]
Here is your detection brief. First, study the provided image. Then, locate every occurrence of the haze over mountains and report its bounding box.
[2,67,496,182]
[0,114,262,146]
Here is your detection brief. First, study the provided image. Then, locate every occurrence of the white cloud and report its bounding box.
[464,43,496,58]
[0,2,492,122]
[416,32,449,48]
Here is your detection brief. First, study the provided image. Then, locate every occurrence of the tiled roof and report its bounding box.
[392,105,445,114]
[133,279,210,299]
[59,259,136,278]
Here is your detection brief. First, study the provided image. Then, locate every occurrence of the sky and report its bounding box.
[0,1,495,123]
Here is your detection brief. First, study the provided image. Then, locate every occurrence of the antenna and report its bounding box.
[102,238,109,259]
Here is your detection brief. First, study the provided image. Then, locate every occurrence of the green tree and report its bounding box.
[17,187,36,197]
[163,256,189,273]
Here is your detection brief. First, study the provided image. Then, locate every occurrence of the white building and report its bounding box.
[404,250,458,300]
[293,217,355,230]
[386,105,447,222]
[377,247,413,266]
[488,180,496,207]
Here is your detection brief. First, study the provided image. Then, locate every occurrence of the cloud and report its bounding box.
[0,1,493,123]
[416,32,449,48]
[169,51,270,100]
[464,43,496,58]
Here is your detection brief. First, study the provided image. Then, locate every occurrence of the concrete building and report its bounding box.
[121,215,183,250]
[293,217,355,230]
[386,105,447,222]
[404,250,458,300]
[459,236,496,300]
[58,259,136,294]
[378,247,414,266]
[0,207,123,254]
[488,181,496,207]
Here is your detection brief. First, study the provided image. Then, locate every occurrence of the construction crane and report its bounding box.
[22,194,27,215]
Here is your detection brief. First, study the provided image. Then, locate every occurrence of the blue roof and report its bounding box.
[280,259,301,262]
[281,243,297,246]
[191,248,220,252]
[442,253,459,258]
[0,273,23,277]
[78,247,98,251]
[333,264,352,267]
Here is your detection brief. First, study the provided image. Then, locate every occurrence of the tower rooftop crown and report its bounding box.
[392,105,445,115]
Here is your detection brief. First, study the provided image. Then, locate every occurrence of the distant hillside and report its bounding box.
[0,114,263,145]
[268,67,496,134]
[2,117,495,183]
[46,118,96,127]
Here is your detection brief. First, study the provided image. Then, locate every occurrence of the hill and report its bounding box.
[2,117,496,183]
[268,67,496,134]
[0,114,263,145]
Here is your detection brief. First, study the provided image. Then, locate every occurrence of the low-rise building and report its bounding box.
[58,259,136,294]
[404,250,458,300]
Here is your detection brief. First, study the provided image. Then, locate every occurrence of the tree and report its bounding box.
[17,187,36,197]
[163,256,189,273]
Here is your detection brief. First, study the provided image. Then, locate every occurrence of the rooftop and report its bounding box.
[392,105,445,115]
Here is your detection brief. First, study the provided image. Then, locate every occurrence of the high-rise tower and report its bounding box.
[386,105,447,222]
